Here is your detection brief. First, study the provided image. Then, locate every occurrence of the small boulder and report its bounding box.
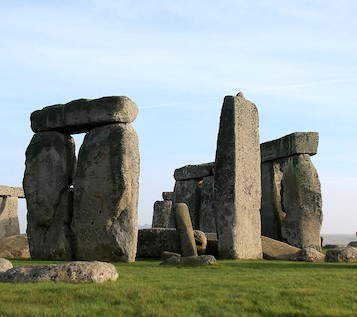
[347,241,357,247]
[0,261,118,283]
[0,258,13,272]
[291,247,325,263]
[0,234,30,259]
[161,255,217,267]
[325,247,357,263]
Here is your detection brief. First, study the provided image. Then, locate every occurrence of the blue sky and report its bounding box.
[1,0,356,234]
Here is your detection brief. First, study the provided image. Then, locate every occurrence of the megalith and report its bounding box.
[260,132,322,250]
[199,176,216,233]
[72,123,139,262]
[214,93,262,259]
[23,132,76,260]
[152,200,174,228]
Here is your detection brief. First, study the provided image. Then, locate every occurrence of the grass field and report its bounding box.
[0,259,356,317]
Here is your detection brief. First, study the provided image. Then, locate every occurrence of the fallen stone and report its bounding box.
[214,93,262,259]
[323,244,344,249]
[261,132,319,163]
[0,234,30,259]
[174,162,215,181]
[72,123,139,262]
[347,241,357,247]
[161,251,181,260]
[0,185,25,198]
[261,236,301,260]
[160,255,217,267]
[0,258,13,272]
[291,247,325,263]
[31,96,138,134]
[174,203,198,257]
[0,261,118,283]
[325,247,357,263]
[24,131,76,260]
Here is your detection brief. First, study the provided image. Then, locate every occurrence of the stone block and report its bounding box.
[23,131,76,260]
[31,96,138,134]
[152,200,174,228]
[174,162,214,181]
[261,236,300,260]
[214,93,262,259]
[0,196,20,239]
[0,186,25,198]
[72,123,139,262]
[261,132,318,163]
[162,191,174,201]
[199,176,216,233]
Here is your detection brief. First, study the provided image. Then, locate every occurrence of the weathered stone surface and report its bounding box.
[172,179,201,229]
[174,203,198,257]
[0,186,25,198]
[325,247,357,263]
[214,93,262,259]
[261,132,319,163]
[199,176,216,233]
[347,241,357,247]
[0,234,30,259]
[0,261,118,283]
[0,196,20,239]
[261,236,301,260]
[152,200,174,228]
[137,228,206,258]
[161,251,181,260]
[23,131,76,260]
[174,162,215,181]
[260,161,284,240]
[72,123,139,262]
[0,258,13,272]
[280,154,323,250]
[194,230,207,255]
[160,255,217,267]
[31,96,138,134]
[291,247,325,262]
[162,192,174,201]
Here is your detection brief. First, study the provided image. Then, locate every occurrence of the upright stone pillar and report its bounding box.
[72,123,140,262]
[152,192,174,228]
[199,176,216,233]
[23,132,76,260]
[214,93,262,259]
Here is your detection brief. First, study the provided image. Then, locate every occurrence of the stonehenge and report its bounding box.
[23,96,140,262]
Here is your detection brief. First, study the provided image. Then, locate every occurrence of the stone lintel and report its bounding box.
[31,96,138,134]
[174,162,215,181]
[0,185,25,198]
[261,132,318,162]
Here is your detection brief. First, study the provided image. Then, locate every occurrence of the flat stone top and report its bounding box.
[31,96,138,134]
[174,162,215,181]
[0,185,25,198]
[261,132,319,162]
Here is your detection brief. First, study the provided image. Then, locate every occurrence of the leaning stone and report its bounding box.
[161,255,217,267]
[31,96,138,134]
[261,236,301,260]
[0,234,30,259]
[0,258,13,272]
[325,247,357,263]
[0,185,25,198]
[0,196,20,239]
[174,203,198,257]
[214,93,262,259]
[152,200,174,228]
[72,123,139,262]
[0,261,118,283]
[162,192,174,201]
[280,154,323,250]
[174,162,215,181]
[23,131,76,260]
[199,176,216,233]
[347,241,357,247]
[261,132,319,163]
[161,251,181,260]
[291,247,325,263]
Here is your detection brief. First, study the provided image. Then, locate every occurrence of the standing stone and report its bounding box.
[23,131,76,260]
[0,196,20,239]
[174,203,198,257]
[152,200,174,228]
[214,93,262,259]
[72,123,139,262]
[199,176,216,233]
[280,154,323,250]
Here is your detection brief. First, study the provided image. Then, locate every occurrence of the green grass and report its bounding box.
[0,259,356,317]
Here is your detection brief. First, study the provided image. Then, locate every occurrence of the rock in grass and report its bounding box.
[0,258,13,272]
[325,247,357,263]
[160,255,217,267]
[291,247,325,263]
[0,261,118,283]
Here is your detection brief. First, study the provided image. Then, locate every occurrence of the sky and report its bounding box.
[0,0,356,234]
